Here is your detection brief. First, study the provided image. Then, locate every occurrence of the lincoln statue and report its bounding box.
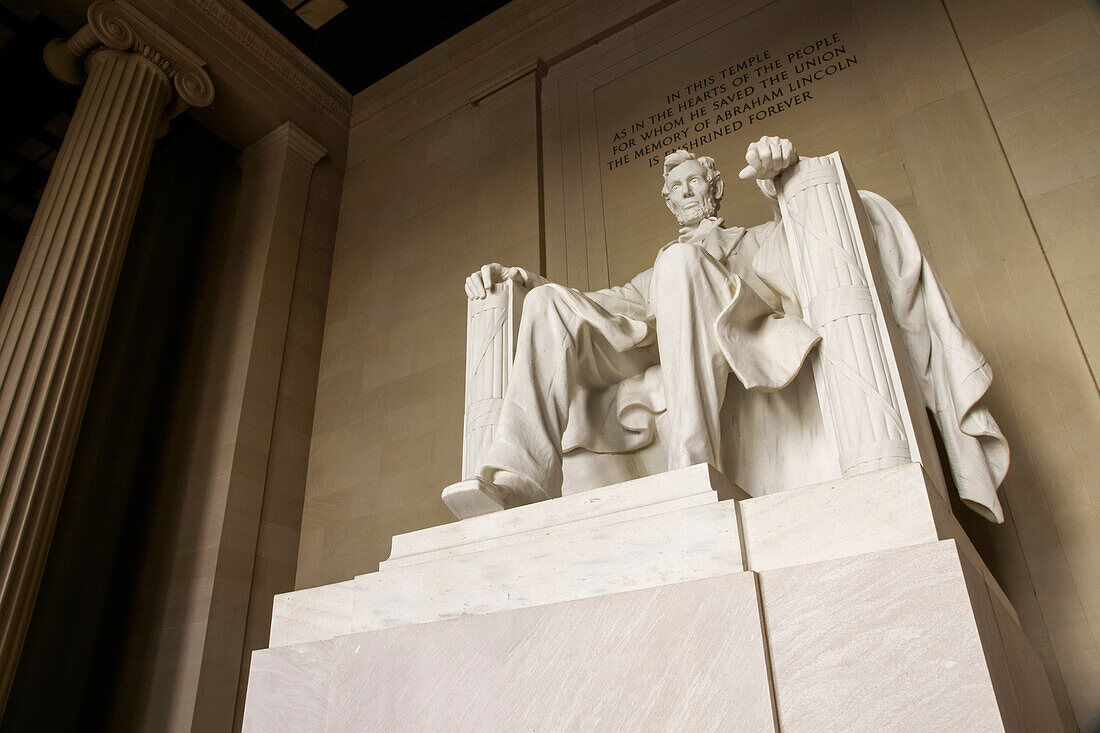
[463,136,822,508]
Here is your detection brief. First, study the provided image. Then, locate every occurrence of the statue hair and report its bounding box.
[660,150,723,213]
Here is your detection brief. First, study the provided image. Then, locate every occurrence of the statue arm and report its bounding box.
[462,260,649,325]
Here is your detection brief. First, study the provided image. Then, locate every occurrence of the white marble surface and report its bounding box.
[739,462,941,571]
[957,552,1066,731]
[349,499,744,637]
[248,537,1064,732]
[273,462,977,647]
[243,639,333,730]
[270,580,355,649]
[757,539,1049,732]
[988,589,1067,732]
[247,572,777,732]
[387,463,740,569]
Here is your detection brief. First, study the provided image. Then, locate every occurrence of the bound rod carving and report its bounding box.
[776,154,913,476]
[461,280,526,480]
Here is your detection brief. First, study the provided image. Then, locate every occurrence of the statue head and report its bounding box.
[661,149,724,227]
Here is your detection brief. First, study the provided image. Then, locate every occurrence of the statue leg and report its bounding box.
[480,284,654,507]
[650,242,735,470]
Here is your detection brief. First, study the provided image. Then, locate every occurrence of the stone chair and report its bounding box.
[443,153,1006,523]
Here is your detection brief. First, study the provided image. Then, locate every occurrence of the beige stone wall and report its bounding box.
[298,74,543,584]
[305,0,1099,726]
[942,0,1100,723]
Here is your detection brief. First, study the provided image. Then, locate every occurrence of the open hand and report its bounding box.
[738,136,797,180]
[464,263,547,299]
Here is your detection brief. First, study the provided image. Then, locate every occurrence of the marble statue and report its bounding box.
[450,137,1009,523]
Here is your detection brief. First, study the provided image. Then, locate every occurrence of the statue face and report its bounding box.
[664,159,717,226]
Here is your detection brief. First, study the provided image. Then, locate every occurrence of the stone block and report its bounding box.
[385,463,741,568]
[272,462,980,646]
[739,462,945,571]
[243,637,334,730]
[269,580,355,648]
[347,499,744,636]
[757,539,1063,732]
[247,572,777,732]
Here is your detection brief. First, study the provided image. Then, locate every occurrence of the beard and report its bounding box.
[673,196,718,226]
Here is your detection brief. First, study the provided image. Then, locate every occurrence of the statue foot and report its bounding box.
[442,470,553,519]
[442,478,508,519]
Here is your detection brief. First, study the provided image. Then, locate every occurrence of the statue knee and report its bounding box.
[654,241,706,280]
[520,284,571,330]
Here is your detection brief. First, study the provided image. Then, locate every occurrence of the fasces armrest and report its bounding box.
[461,279,528,480]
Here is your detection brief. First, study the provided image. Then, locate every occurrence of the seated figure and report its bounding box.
[458,137,1009,522]
[465,137,820,508]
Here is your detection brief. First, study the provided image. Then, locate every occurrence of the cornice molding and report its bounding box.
[468,58,548,106]
[351,0,572,127]
[187,0,351,124]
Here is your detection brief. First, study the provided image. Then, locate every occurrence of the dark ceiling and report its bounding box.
[243,0,515,95]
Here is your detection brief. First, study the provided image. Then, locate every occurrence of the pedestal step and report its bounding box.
[245,540,1063,731]
[270,462,996,647]
[246,463,1065,731]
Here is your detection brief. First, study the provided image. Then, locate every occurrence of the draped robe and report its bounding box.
[483,191,1009,522]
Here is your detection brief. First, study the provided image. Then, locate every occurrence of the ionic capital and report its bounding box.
[44,0,214,118]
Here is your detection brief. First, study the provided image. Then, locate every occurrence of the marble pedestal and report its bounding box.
[243,464,1064,731]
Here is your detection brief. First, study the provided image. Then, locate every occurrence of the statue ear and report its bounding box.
[711,175,724,201]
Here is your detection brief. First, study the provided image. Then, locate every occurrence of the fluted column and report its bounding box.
[0,0,213,710]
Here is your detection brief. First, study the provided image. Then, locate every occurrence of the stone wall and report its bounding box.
[304,0,1100,727]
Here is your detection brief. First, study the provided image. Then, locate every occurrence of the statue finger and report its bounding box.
[780,139,794,167]
[768,138,783,167]
[481,263,496,292]
[758,140,774,160]
[738,164,757,180]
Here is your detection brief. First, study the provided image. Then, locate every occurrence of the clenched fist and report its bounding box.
[738,136,797,180]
